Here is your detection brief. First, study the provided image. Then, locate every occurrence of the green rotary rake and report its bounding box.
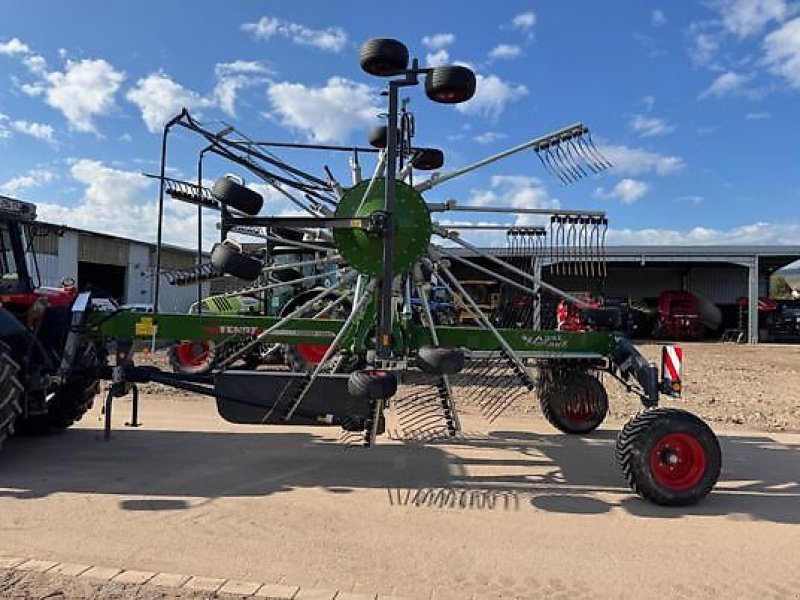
[84,38,720,507]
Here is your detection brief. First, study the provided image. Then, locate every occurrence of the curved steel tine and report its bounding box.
[574,134,605,173]
[600,218,608,277]
[562,138,588,180]
[567,137,596,175]
[566,135,589,179]
[553,142,579,183]
[586,131,614,170]
[536,146,562,182]
[546,147,572,185]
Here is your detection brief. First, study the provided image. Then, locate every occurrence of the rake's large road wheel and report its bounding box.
[348,369,398,400]
[0,344,23,449]
[616,408,721,506]
[369,125,388,149]
[359,38,409,76]
[411,148,444,171]
[212,177,263,216]
[211,243,263,281]
[169,340,216,375]
[425,66,476,104]
[539,370,608,434]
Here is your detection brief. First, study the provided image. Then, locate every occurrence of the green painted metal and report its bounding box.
[333,179,431,277]
[92,310,615,357]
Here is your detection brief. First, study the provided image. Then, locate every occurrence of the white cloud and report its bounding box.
[595,179,650,204]
[0,113,10,140]
[0,37,29,55]
[699,71,748,98]
[242,16,347,53]
[36,159,217,247]
[12,120,55,142]
[455,73,528,120]
[213,60,270,116]
[488,44,521,60]
[426,49,450,67]
[127,72,214,133]
[511,11,537,32]
[763,17,800,89]
[712,0,789,37]
[473,131,508,145]
[422,34,455,50]
[22,54,47,76]
[652,9,668,26]
[608,221,800,245]
[745,111,771,119]
[630,114,675,137]
[265,76,381,143]
[22,59,125,133]
[0,169,56,195]
[599,144,685,176]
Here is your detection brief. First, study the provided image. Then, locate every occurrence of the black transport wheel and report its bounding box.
[369,125,388,149]
[416,346,465,375]
[359,38,409,76]
[348,369,398,400]
[211,243,263,281]
[211,177,264,215]
[411,148,444,171]
[539,370,609,434]
[0,343,23,449]
[616,408,721,506]
[168,340,216,375]
[425,66,476,104]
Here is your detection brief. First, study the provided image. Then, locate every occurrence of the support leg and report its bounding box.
[125,384,141,428]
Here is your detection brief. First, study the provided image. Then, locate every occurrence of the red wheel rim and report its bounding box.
[295,343,329,365]
[176,340,212,368]
[650,432,707,492]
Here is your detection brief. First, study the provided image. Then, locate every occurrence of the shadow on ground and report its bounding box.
[0,424,797,524]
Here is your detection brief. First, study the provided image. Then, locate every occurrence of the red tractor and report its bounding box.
[0,196,105,451]
[652,291,704,341]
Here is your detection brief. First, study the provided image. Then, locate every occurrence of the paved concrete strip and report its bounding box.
[334,593,379,600]
[183,575,228,592]
[80,566,123,581]
[219,579,264,595]
[149,571,192,587]
[294,588,338,599]
[254,583,301,598]
[0,557,27,569]
[112,569,157,584]
[16,559,58,573]
[49,562,93,577]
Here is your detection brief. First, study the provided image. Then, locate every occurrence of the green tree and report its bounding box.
[770,275,793,299]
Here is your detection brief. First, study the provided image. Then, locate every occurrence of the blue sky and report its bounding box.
[1,0,800,248]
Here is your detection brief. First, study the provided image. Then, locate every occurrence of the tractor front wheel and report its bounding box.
[616,408,721,506]
[539,370,609,434]
[0,343,23,449]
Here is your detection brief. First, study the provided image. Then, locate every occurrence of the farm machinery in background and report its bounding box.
[0,38,722,507]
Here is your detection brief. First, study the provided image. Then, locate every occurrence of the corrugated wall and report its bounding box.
[33,231,79,287]
[686,266,747,304]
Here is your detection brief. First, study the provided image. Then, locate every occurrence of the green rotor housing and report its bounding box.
[333,178,431,277]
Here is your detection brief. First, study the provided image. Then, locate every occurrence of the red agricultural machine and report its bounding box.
[0,38,723,507]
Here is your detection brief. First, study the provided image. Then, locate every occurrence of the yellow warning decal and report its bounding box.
[135,317,155,336]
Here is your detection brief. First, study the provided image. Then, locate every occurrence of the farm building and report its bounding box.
[27,219,209,313]
[450,244,800,343]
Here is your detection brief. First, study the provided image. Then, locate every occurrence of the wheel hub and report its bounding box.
[650,432,707,491]
[333,179,431,277]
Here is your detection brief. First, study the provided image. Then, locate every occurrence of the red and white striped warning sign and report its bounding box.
[661,345,682,383]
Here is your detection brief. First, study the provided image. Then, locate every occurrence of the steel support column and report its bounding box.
[748,255,759,343]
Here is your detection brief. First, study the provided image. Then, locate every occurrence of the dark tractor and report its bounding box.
[0,196,105,452]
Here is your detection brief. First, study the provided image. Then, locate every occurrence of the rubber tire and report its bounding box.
[348,369,398,400]
[271,227,304,242]
[212,177,264,216]
[616,407,721,506]
[369,125,388,149]
[539,371,609,434]
[425,66,477,104]
[18,376,100,434]
[411,148,444,171]
[211,243,263,281]
[0,343,23,449]
[416,346,465,375]
[580,307,621,330]
[168,340,216,375]
[359,38,409,76]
